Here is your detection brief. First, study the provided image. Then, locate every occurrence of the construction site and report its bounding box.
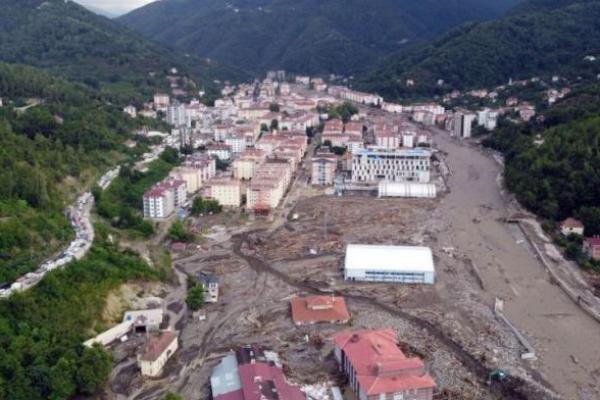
[103,124,600,400]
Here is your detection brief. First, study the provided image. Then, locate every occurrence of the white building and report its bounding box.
[153,93,170,111]
[477,109,498,131]
[207,178,242,207]
[351,147,431,183]
[167,103,190,127]
[378,182,437,198]
[138,331,178,378]
[344,244,435,284]
[143,179,187,219]
[123,105,137,118]
[206,144,232,161]
[196,272,219,303]
[224,135,247,154]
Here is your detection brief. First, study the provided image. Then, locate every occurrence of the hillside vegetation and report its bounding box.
[119,0,520,75]
[0,239,158,400]
[360,1,600,99]
[0,0,245,103]
[484,86,600,237]
[0,63,145,283]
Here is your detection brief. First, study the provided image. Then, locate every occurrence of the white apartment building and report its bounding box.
[477,109,499,131]
[351,147,431,183]
[452,112,476,138]
[143,179,187,219]
[224,135,247,154]
[123,105,137,118]
[153,93,170,111]
[207,178,242,207]
[312,153,337,185]
[206,144,232,161]
[167,103,190,127]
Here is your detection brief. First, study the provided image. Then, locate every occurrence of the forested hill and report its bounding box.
[0,63,148,283]
[0,0,245,103]
[359,1,600,100]
[118,0,521,75]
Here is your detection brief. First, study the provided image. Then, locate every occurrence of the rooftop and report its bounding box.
[345,244,435,273]
[290,296,350,325]
[140,331,177,362]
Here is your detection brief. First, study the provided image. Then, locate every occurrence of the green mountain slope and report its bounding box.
[0,0,245,103]
[360,1,600,99]
[0,63,150,283]
[118,0,521,75]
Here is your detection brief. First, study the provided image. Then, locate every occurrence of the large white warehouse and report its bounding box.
[378,182,437,198]
[344,244,435,284]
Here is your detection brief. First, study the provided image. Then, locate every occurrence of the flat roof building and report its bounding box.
[344,244,435,284]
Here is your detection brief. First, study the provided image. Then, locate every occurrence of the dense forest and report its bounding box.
[484,85,600,237]
[119,0,519,75]
[0,63,144,283]
[360,0,600,99]
[0,238,158,400]
[0,0,245,104]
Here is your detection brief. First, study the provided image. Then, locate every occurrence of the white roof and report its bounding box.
[345,244,434,273]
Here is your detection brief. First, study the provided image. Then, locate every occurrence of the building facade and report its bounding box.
[138,331,178,378]
[351,148,431,184]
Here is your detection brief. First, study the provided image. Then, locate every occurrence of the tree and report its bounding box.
[269,102,280,112]
[168,221,194,242]
[186,285,204,311]
[270,119,279,131]
[191,196,222,216]
[76,345,112,395]
[164,392,183,400]
[159,146,180,165]
[49,358,76,400]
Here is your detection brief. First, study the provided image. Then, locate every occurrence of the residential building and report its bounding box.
[196,272,219,303]
[477,109,499,131]
[138,331,178,378]
[207,178,242,207]
[225,135,247,154]
[375,129,400,149]
[382,102,403,114]
[452,111,476,138]
[233,149,266,180]
[167,102,189,127]
[519,103,536,122]
[290,295,350,325]
[211,345,306,400]
[143,179,187,219]
[207,143,232,161]
[311,152,337,185]
[170,166,203,194]
[154,93,170,111]
[344,244,435,284]
[351,147,431,183]
[296,75,310,85]
[123,105,137,118]
[560,218,584,236]
[583,237,600,260]
[334,329,435,400]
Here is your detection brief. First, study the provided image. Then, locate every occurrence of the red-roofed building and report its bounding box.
[138,331,178,377]
[583,236,600,260]
[560,218,584,236]
[239,362,306,400]
[290,295,350,325]
[334,329,435,400]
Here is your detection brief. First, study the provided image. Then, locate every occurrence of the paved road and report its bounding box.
[431,129,600,399]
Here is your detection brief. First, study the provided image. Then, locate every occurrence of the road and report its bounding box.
[431,129,600,399]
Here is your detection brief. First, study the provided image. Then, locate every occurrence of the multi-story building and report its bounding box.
[560,218,585,236]
[334,329,435,400]
[166,102,189,127]
[206,143,232,161]
[123,105,137,118]
[351,147,431,183]
[225,134,247,154]
[311,152,337,185]
[477,109,499,131]
[153,93,170,111]
[143,179,187,219]
[233,149,266,180]
[207,178,242,207]
[375,129,400,149]
[452,111,476,138]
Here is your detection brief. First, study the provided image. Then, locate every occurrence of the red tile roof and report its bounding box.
[290,296,350,325]
[334,329,435,396]
[238,362,305,400]
[561,218,584,229]
[585,236,600,247]
[140,331,177,362]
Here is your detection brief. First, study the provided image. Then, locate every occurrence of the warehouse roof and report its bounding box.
[345,245,434,273]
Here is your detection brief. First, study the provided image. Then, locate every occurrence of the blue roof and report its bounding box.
[210,354,241,396]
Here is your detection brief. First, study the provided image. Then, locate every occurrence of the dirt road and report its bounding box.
[432,129,600,399]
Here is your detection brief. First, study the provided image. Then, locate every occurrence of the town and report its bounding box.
[4,70,600,400]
